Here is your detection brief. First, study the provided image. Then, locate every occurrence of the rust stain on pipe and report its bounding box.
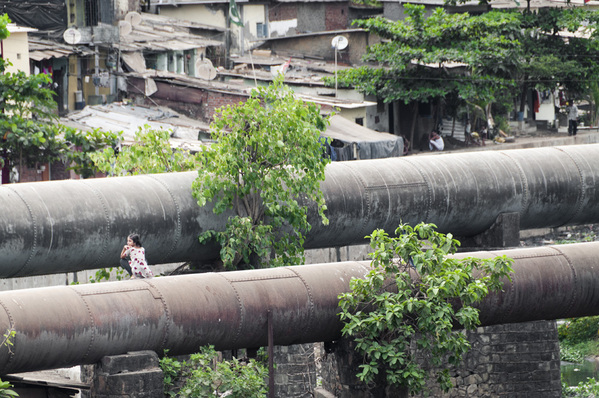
[0,243,597,374]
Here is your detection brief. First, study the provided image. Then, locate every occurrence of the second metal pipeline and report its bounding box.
[0,242,596,374]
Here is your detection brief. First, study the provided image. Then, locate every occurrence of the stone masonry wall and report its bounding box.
[421,321,561,398]
[273,343,318,397]
[317,320,561,397]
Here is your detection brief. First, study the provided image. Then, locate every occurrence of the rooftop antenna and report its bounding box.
[331,35,348,98]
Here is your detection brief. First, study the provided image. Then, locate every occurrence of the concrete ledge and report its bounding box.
[314,387,337,398]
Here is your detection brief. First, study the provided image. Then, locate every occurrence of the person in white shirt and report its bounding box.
[429,131,444,151]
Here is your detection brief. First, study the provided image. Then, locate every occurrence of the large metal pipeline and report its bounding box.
[2,144,599,277]
[0,242,597,375]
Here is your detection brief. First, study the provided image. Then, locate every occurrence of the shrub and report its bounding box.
[559,317,599,345]
[160,346,267,397]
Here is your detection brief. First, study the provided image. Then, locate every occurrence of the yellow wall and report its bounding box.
[2,31,30,74]
[337,107,369,125]
[243,5,265,38]
[68,55,78,111]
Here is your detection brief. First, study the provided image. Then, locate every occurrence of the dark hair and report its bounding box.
[128,233,142,247]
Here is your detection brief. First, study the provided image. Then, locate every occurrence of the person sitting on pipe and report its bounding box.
[120,233,154,279]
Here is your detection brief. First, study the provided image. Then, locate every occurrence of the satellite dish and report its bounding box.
[119,20,132,36]
[195,58,217,81]
[331,36,349,50]
[63,28,82,45]
[125,12,142,26]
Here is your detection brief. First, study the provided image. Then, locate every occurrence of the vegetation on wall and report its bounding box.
[338,223,513,395]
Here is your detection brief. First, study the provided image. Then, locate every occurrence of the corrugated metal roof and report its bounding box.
[7,23,37,34]
[254,28,365,42]
[116,12,223,52]
[28,38,95,61]
[62,103,211,151]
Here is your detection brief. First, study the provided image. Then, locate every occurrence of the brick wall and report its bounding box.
[269,3,298,22]
[325,3,349,31]
[206,91,248,123]
[127,76,248,124]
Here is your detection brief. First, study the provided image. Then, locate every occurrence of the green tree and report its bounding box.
[192,78,330,269]
[89,125,201,176]
[513,8,599,116]
[63,128,121,178]
[332,5,521,147]
[0,69,65,172]
[338,223,513,395]
[0,14,116,178]
[334,6,599,146]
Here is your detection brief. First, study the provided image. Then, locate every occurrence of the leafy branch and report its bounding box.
[192,78,331,269]
[338,223,513,395]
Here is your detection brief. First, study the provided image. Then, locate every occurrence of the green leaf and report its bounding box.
[192,78,330,269]
[338,222,513,396]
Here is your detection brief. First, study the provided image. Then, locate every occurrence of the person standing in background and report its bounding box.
[568,102,578,136]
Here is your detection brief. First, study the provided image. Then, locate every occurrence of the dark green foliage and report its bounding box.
[160,346,267,398]
[338,223,513,395]
[559,317,599,345]
[331,5,521,105]
[331,6,599,132]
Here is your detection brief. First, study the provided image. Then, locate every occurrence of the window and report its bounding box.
[85,0,99,26]
[256,22,268,38]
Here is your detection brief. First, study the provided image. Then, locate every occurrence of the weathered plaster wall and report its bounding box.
[244,4,266,38]
[269,3,298,37]
[158,4,227,28]
[2,31,30,75]
[366,97,390,133]
[264,30,371,65]
[297,3,326,33]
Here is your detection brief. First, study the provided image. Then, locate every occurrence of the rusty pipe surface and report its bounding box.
[0,242,597,374]
[3,144,599,277]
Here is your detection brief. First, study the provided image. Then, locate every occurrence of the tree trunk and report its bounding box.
[19,149,23,183]
[451,117,456,137]
[519,83,528,114]
[409,102,418,151]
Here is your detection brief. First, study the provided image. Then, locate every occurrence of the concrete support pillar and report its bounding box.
[88,351,163,398]
[460,212,520,249]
